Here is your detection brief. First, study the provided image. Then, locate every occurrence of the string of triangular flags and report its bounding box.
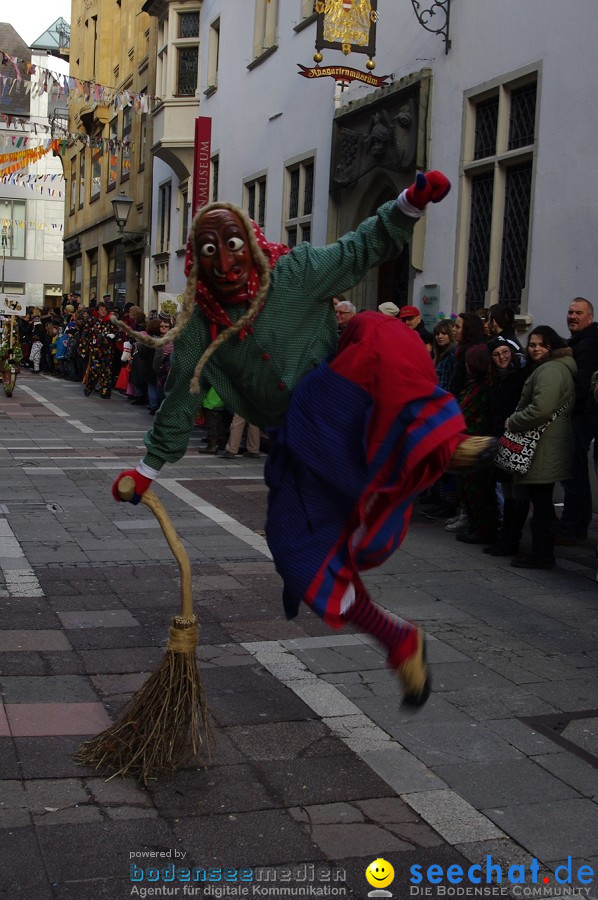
[0,129,133,153]
[0,172,64,196]
[0,142,55,164]
[0,48,160,111]
[0,113,53,133]
[1,172,63,183]
[0,217,63,231]
[0,142,56,176]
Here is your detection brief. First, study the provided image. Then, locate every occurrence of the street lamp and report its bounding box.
[111,190,135,234]
[110,190,146,307]
[111,190,146,249]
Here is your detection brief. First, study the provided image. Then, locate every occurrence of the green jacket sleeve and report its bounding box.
[273,201,415,301]
[142,314,206,469]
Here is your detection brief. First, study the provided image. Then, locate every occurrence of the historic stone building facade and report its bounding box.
[63,0,157,307]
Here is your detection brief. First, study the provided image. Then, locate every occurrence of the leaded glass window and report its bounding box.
[508,83,536,150]
[244,176,266,228]
[178,12,199,38]
[466,172,494,310]
[499,162,532,305]
[177,47,198,95]
[473,96,498,160]
[289,169,300,219]
[459,73,538,315]
[285,157,314,245]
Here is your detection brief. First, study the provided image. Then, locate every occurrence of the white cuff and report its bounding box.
[136,461,160,480]
[396,191,426,219]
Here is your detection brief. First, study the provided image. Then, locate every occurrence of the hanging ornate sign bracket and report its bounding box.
[410,0,451,53]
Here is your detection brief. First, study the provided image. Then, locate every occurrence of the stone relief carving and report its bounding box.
[332,96,418,189]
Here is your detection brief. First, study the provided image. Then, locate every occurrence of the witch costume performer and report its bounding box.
[113,171,485,708]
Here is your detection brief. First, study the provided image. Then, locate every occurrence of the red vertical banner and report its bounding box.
[192,117,212,215]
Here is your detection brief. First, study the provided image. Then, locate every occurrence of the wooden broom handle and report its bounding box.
[117,475,194,620]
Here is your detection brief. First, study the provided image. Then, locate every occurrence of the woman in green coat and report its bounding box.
[506,326,576,569]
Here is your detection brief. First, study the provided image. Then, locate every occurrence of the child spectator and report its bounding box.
[199,386,231,454]
[55,329,69,377]
[49,325,60,375]
[29,335,43,373]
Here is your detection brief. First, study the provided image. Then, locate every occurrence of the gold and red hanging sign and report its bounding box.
[314,0,378,60]
[297,63,390,88]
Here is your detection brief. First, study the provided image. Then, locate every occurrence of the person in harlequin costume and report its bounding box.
[113,171,485,707]
[0,317,23,397]
[79,300,116,399]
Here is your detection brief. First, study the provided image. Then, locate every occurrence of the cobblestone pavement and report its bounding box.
[1,371,597,899]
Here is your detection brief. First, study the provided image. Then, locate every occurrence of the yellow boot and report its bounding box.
[396,629,430,708]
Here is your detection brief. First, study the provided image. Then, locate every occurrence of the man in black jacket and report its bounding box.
[557,297,598,543]
[399,305,433,353]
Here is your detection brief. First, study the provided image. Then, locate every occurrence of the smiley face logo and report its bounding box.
[365,858,395,889]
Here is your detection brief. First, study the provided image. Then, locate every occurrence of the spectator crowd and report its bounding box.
[11,292,262,461]
[7,292,598,564]
[419,298,598,569]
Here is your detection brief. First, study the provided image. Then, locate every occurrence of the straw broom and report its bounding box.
[76,476,211,783]
[446,435,499,472]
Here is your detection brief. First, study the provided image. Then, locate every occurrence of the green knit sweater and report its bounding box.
[143,200,415,470]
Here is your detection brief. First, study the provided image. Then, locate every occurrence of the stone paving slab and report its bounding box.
[532,751,598,798]
[150,764,278,817]
[0,629,71,651]
[383,719,525,766]
[482,798,598,860]
[36,818,181,884]
[0,737,20,777]
[14,736,97,779]
[56,609,140,629]
[0,650,86,676]
[4,702,111,736]
[432,757,581,808]
[524,677,598,711]
[202,666,319,726]
[438,685,563,720]
[256,753,394,808]
[0,674,98,704]
[225,720,353,761]
[65,626,157,651]
[78,647,163,674]
[293,643,388,674]
[483,717,569,756]
[0,826,54,898]
[406,789,504,844]
[361,744,447,794]
[171,808,326,868]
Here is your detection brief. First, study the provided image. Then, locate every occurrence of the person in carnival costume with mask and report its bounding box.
[113,171,490,708]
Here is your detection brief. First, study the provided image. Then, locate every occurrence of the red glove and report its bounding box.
[405,171,451,209]
[112,468,153,504]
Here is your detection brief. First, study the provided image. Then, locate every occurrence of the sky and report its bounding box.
[2,1,71,47]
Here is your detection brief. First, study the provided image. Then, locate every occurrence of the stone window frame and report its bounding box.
[248,0,279,70]
[454,62,541,317]
[282,151,315,247]
[243,171,268,229]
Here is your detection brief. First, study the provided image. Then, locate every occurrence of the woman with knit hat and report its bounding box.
[111,171,489,708]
